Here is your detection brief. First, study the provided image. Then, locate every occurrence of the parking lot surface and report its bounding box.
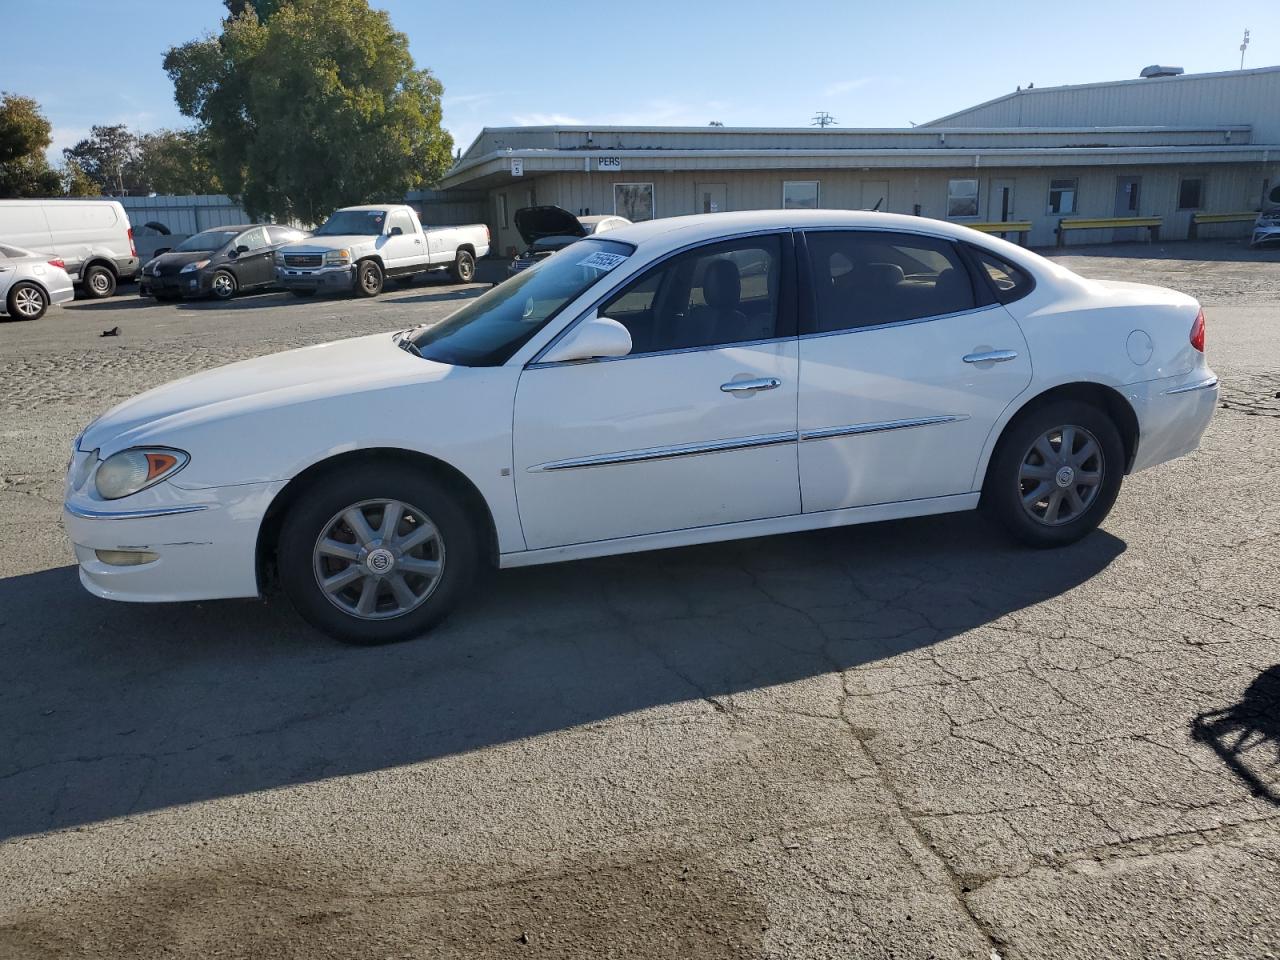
[1,244,1278,959]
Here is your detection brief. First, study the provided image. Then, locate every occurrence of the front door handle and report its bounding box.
[721,377,781,394]
[963,350,1019,364]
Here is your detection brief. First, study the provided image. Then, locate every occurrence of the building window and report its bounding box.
[946,179,979,218]
[1048,178,1078,214]
[1178,177,1204,210]
[497,193,508,228]
[614,183,654,221]
[783,180,820,209]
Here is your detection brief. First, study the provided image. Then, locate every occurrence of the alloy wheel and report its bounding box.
[1018,424,1104,526]
[312,498,445,620]
[212,272,236,298]
[13,286,44,317]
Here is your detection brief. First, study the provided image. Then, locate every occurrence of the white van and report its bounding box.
[0,199,140,298]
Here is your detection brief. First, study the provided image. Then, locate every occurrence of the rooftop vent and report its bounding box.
[1140,65,1185,79]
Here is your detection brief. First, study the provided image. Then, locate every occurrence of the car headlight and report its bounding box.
[180,260,210,273]
[323,249,351,266]
[95,448,190,500]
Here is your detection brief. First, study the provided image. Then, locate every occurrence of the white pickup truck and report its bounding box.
[275,204,490,297]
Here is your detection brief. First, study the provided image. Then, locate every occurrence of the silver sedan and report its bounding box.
[0,243,75,321]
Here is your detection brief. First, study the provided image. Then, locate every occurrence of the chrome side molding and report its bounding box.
[527,431,798,472]
[800,415,968,442]
[65,503,211,520]
[1163,375,1219,395]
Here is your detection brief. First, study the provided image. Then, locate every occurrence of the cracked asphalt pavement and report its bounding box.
[1,243,1278,958]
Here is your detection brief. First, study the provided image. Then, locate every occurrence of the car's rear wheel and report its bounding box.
[210,269,238,300]
[354,259,383,297]
[983,400,1125,547]
[277,464,479,644]
[82,264,116,299]
[6,282,48,321]
[449,249,475,283]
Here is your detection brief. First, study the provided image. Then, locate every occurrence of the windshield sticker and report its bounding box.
[577,251,628,271]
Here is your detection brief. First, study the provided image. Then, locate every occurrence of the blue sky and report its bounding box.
[2,0,1275,162]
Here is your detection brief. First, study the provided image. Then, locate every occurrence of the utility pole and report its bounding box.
[1240,28,1251,69]
[811,111,836,128]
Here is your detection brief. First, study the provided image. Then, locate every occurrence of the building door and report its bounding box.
[990,179,1015,221]
[695,182,727,213]
[859,180,890,211]
[1113,176,1142,242]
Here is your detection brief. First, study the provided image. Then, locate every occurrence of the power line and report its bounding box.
[811,111,836,128]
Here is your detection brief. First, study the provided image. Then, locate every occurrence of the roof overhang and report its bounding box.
[439,144,1276,191]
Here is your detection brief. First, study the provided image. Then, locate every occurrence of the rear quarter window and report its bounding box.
[967,246,1035,305]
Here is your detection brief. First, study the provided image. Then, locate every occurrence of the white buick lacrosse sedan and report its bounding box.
[65,211,1217,644]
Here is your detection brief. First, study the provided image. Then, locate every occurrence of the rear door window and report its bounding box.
[802,230,977,334]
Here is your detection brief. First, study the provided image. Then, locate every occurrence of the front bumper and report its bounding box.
[140,271,212,299]
[1251,225,1280,246]
[276,264,355,292]
[64,480,285,603]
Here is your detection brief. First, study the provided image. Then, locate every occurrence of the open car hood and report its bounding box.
[513,205,586,246]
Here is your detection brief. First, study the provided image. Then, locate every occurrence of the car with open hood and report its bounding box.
[507,206,630,276]
[65,210,1217,646]
[140,224,309,301]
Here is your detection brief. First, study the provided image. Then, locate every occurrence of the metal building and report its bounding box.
[438,66,1280,254]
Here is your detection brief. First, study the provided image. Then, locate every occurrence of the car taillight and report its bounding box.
[1190,308,1205,353]
[47,258,65,270]
[127,226,137,258]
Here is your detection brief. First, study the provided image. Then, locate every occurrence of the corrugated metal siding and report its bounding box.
[926,68,1280,143]
[480,162,1273,250]
[115,195,253,233]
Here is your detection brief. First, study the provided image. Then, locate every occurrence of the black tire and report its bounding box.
[6,281,48,321]
[354,259,384,297]
[277,463,481,645]
[982,400,1125,548]
[290,288,316,298]
[449,249,475,283]
[82,264,116,299]
[210,269,238,300]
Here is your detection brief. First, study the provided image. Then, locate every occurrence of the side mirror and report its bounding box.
[390,226,404,236]
[232,244,249,256]
[541,315,632,364]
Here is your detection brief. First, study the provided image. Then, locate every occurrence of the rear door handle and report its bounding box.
[963,350,1019,364]
[721,377,781,394]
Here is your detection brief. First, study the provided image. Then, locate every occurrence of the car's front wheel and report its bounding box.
[210,269,238,300]
[354,259,384,297]
[277,464,479,644]
[983,400,1125,547]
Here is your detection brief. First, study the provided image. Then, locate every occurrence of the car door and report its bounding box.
[513,232,801,550]
[231,226,274,287]
[381,210,420,272]
[797,229,1032,513]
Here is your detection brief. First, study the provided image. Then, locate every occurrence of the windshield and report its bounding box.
[174,230,237,252]
[410,238,634,366]
[315,210,387,236]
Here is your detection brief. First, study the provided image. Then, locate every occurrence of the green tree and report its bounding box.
[164,0,453,222]
[60,158,101,197]
[0,92,62,198]
[133,129,224,195]
[62,124,139,195]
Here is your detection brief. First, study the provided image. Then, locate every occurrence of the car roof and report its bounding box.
[599,209,1048,273]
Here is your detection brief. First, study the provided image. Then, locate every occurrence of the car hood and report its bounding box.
[514,206,586,246]
[80,333,453,455]
[281,235,377,254]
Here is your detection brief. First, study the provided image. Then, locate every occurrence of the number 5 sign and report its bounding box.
[511,158,524,177]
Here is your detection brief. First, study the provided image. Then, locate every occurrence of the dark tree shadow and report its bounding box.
[0,513,1125,840]
[1192,664,1280,804]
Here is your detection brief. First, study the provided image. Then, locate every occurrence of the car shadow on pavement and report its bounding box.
[1191,664,1280,805]
[0,512,1125,840]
